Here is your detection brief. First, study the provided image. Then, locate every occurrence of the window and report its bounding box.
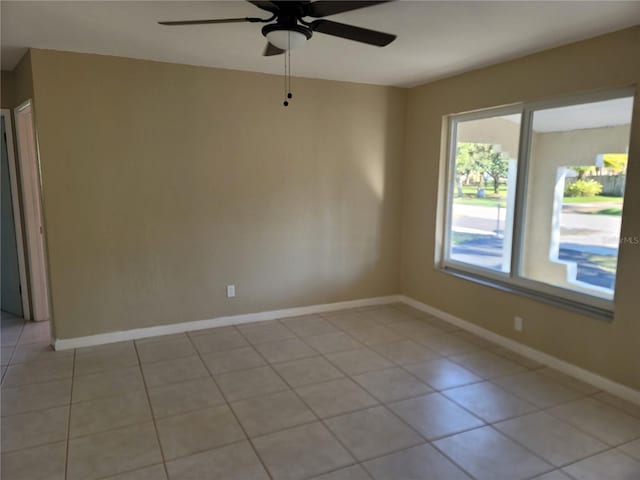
[443,91,634,314]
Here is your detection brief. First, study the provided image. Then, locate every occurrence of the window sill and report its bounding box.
[440,266,614,322]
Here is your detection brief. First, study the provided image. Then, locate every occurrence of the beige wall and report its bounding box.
[2,70,16,109]
[28,49,406,339]
[401,26,640,390]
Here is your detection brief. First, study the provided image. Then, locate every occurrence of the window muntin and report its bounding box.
[443,92,634,311]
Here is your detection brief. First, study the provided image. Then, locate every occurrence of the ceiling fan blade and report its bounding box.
[247,1,280,13]
[310,20,396,46]
[263,42,285,56]
[305,1,391,18]
[158,17,261,26]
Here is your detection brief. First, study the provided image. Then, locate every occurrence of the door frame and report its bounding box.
[1,108,31,319]
[13,100,51,322]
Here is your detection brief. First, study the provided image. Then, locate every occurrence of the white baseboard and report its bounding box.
[398,294,640,406]
[53,294,401,350]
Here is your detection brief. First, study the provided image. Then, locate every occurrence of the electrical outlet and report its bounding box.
[226,285,236,298]
[514,316,523,332]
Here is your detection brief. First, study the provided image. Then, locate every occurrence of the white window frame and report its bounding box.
[441,88,635,318]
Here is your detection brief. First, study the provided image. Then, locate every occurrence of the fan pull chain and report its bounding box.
[283,32,293,107]
[283,45,288,106]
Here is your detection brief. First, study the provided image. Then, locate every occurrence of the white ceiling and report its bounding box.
[2,1,639,87]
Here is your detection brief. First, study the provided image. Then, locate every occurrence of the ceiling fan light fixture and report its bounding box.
[262,24,312,50]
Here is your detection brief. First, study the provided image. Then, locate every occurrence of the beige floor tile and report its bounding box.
[619,438,640,460]
[594,391,640,418]
[70,390,151,437]
[254,337,317,364]
[323,311,369,330]
[190,329,249,355]
[454,331,496,348]
[166,441,269,480]
[449,350,526,379]
[532,472,573,480]
[1,345,14,365]
[492,370,584,407]
[0,441,66,480]
[310,465,372,480]
[273,356,344,387]
[3,356,73,386]
[67,422,162,480]
[434,426,552,480]
[324,406,423,461]
[280,315,339,337]
[303,332,362,354]
[325,348,393,376]
[75,342,138,376]
[346,326,405,347]
[148,376,225,418]
[537,368,600,395]
[1,405,68,452]
[352,367,432,403]
[156,404,245,460]
[9,342,73,365]
[253,421,354,480]
[443,381,537,422]
[389,392,484,440]
[102,464,168,479]
[238,322,296,344]
[296,378,378,418]
[1,322,24,347]
[364,306,416,326]
[141,355,209,388]
[135,333,187,344]
[417,333,479,356]
[421,316,461,333]
[489,346,543,369]
[372,340,439,365]
[334,319,384,336]
[201,346,266,375]
[76,340,135,356]
[1,378,71,416]
[136,337,196,364]
[364,443,472,480]
[18,321,51,345]
[494,411,607,466]
[72,365,145,402]
[387,321,444,341]
[563,450,640,480]
[187,325,237,337]
[393,304,429,318]
[404,358,482,390]
[231,390,316,436]
[215,365,289,401]
[549,397,640,446]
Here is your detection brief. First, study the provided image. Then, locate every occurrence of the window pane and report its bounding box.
[520,96,633,300]
[448,113,521,272]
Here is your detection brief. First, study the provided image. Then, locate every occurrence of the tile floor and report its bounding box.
[1,305,640,480]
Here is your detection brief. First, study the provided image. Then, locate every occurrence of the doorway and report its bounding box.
[13,101,51,322]
[1,110,29,319]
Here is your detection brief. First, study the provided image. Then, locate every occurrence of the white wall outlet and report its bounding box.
[514,316,523,332]
[226,285,236,298]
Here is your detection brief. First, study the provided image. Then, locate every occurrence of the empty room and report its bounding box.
[1,1,640,479]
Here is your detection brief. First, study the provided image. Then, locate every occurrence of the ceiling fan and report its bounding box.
[158,1,396,56]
